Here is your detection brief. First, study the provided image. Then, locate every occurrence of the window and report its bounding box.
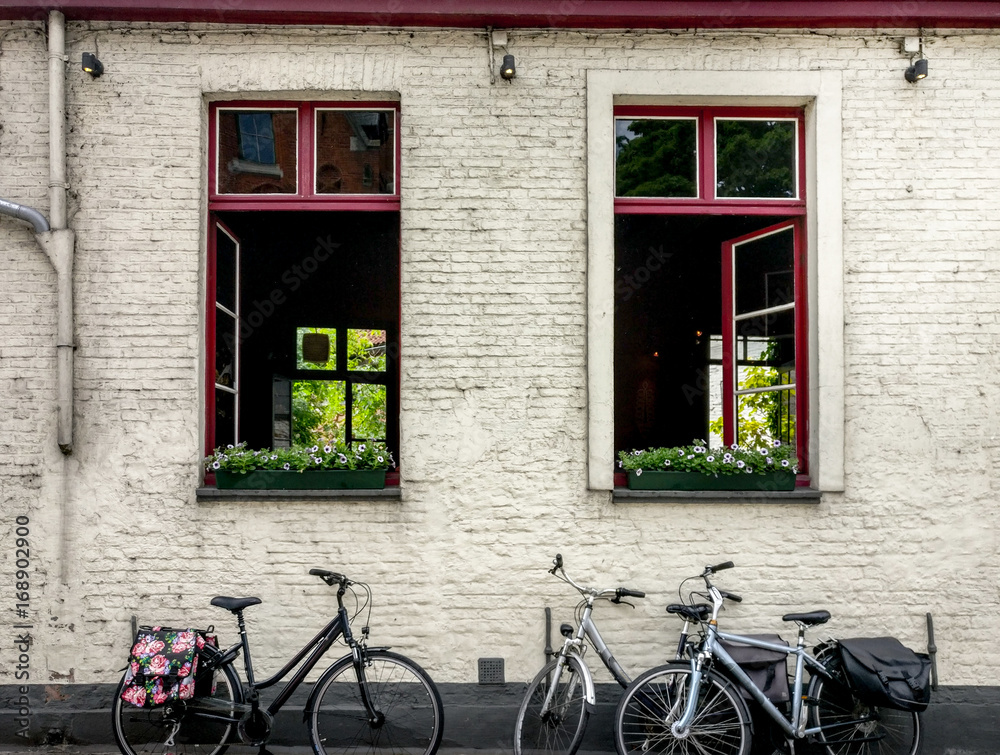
[207,101,400,468]
[586,70,844,493]
[614,107,807,473]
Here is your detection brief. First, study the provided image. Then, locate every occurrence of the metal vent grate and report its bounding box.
[478,657,505,685]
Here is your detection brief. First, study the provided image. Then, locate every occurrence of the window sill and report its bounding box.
[197,486,401,502]
[613,487,821,504]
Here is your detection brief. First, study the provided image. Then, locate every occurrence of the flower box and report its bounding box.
[627,469,795,492]
[215,469,386,490]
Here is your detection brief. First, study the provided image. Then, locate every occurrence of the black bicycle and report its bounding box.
[112,568,444,755]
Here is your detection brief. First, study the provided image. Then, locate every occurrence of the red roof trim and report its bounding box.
[3,1,1000,28]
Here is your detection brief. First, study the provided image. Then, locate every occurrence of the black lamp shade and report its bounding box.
[905,58,928,82]
[500,54,516,80]
[82,52,103,78]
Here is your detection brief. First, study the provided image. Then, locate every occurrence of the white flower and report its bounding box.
[227,444,234,449]
[737,460,745,468]
[773,439,782,447]
[694,445,706,454]
[767,457,774,465]
[687,454,695,460]
[633,450,642,456]
[377,455,385,463]
[310,445,319,453]
[677,449,685,456]
[324,445,332,453]
[781,459,790,467]
[664,460,671,467]
[283,463,290,470]
[730,443,738,450]
[339,454,348,464]
[359,444,367,452]
[706,455,715,462]
[759,448,768,455]
[635,468,643,476]
[212,461,220,469]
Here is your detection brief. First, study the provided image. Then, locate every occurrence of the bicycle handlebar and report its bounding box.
[549,555,644,603]
[705,560,734,574]
[310,568,350,588]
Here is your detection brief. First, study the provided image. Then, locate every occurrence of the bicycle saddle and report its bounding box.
[211,596,262,613]
[781,610,831,626]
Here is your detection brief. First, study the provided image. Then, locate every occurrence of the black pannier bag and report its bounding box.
[838,637,931,713]
[718,634,790,704]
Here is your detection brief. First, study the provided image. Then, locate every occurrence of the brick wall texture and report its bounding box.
[0,22,998,688]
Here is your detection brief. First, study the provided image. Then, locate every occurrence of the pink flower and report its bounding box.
[121,685,146,707]
[147,655,169,676]
[171,632,196,653]
[178,661,193,678]
[146,640,165,655]
[152,689,169,705]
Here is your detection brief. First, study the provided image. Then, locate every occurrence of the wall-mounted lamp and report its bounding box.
[82,52,103,78]
[500,54,516,80]
[905,57,929,82]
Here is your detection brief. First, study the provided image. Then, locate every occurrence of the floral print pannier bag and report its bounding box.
[120,626,217,708]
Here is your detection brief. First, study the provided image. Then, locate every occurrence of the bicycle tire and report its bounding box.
[112,657,242,755]
[809,672,921,755]
[614,663,752,755]
[513,654,590,755]
[309,648,444,755]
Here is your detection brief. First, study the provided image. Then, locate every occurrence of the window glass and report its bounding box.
[715,119,796,199]
[215,231,238,313]
[297,327,337,370]
[293,380,346,446]
[615,118,697,198]
[348,329,387,372]
[217,109,297,194]
[353,383,387,441]
[315,110,396,194]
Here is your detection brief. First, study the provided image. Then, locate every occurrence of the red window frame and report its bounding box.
[613,105,809,477]
[208,100,401,212]
[205,100,402,476]
[614,106,806,216]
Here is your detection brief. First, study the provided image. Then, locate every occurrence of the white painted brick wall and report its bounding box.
[1,22,998,688]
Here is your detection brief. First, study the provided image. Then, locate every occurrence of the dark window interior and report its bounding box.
[614,214,791,452]
[215,210,400,460]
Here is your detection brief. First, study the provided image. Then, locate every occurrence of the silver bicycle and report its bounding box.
[513,554,646,755]
[614,561,921,755]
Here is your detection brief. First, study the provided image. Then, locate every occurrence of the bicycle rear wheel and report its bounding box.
[513,655,590,755]
[309,649,444,755]
[112,659,241,755]
[614,664,751,755]
[810,673,920,755]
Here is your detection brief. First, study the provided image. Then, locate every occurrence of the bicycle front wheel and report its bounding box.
[112,659,241,755]
[309,649,444,755]
[614,664,751,755]
[513,654,590,755]
[810,673,920,755]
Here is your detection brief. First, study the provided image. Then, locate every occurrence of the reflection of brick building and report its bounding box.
[216,110,298,194]
[315,110,395,194]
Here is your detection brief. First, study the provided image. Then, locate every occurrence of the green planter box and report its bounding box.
[627,469,795,492]
[215,469,387,490]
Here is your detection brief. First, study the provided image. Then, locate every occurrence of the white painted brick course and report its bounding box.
[0,21,998,690]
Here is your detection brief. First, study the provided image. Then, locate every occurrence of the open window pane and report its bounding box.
[292,380,346,446]
[736,384,796,449]
[348,329,387,372]
[315,110,396,194]
[215,229,238,312]
[214,389,236,448]
[615,118,697,198]
[716,119,796,199]
[352,383,387,441]
[217,109,297,194]
[215,312,237,389]
[734,226,795,316]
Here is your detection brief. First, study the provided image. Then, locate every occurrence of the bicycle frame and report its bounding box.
[546,599,633,712]
[681,626,832,739]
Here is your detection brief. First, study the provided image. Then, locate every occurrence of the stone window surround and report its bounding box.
[586,69,844,492]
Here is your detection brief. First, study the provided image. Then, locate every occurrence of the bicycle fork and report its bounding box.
[352,645,386,728]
